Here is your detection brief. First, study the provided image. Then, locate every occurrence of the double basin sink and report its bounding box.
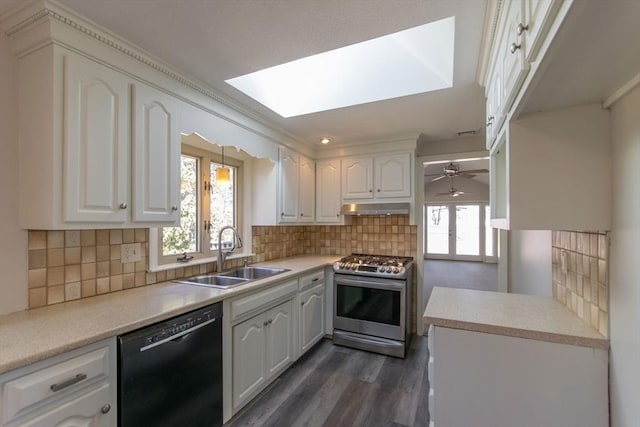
[175,266,290,289]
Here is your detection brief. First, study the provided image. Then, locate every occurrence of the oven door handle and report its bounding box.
[334,276,405,291]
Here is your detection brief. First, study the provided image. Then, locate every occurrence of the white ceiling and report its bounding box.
[10,0,487,148]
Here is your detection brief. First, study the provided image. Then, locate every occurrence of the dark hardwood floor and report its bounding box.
[225,336,430,427]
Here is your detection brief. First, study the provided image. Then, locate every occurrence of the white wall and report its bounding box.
[0,31,27,314]
[609,84,640,427]
[508,230,552,296]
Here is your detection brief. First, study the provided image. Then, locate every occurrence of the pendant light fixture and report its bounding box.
[215,146,231,188]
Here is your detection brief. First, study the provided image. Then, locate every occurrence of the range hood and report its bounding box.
[341,203,411,216]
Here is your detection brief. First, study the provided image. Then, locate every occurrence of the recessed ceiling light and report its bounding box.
[226,16,455,118]
[321,137,330,145]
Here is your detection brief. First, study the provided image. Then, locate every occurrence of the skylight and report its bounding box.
[225,16,455,118]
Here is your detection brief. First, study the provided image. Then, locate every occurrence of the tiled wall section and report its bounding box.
[27,216,418,319]
[27,229,246,309]
[551,231,608,337]
[252,215,417,262]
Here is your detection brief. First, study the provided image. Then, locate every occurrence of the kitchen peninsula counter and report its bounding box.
[424,286,608,349]
[0,255,340,374]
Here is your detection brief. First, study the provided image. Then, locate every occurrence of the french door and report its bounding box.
[425,203,496,261]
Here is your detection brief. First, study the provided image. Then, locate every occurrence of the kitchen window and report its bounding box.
[154,145,242,267]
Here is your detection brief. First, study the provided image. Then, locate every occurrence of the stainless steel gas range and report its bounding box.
[332,254,413,358]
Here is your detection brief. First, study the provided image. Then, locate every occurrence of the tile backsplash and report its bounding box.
[27,215,418,310]
[551,231,609,337]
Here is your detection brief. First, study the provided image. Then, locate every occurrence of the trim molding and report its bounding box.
[603,72,640,109]
[476,0,503,87]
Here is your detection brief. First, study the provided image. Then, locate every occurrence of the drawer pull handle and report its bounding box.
[312,278,320,282]
[50,373,87,392]
[101,404,111,414]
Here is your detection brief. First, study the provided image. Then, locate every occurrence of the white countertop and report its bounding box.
[0,255,340,374]
[423,287,608,350]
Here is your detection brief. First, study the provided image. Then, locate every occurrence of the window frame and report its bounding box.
[154,144,243,267]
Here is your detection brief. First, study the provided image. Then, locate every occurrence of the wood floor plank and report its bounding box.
[224,336,431,427]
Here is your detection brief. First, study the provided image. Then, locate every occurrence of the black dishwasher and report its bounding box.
[118,302,223,427]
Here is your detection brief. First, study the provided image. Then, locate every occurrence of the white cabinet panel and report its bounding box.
[278,147,299,222]
[342,157,374,199]
[299,284,325,355]
[500,0,529,113]
[131,84,180,223]
[374,153,411,198]
[315,159,341,223]
[232,316,266,410]
[524,0,559,63]
[298,156,315,222]
[265,300,294,377]
[64,54,129,223]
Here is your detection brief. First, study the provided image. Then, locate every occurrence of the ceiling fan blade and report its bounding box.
[435,192,450,196]
[431,175,447,182]
[461,168,489,174]
[459,173,476,179]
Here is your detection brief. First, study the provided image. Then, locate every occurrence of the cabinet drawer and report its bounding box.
[2,347,109,423]
[15,382,112,427]
[299,270,324,291]
[230,279,298,323]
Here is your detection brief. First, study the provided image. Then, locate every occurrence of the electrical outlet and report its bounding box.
[560,250,568,274]
[121,243,142,263]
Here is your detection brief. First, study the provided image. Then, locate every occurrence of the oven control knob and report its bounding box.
[392,268,400,274]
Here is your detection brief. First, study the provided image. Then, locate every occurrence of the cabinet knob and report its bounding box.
[510,42,521,54]
[171,205,178,211]
[516,23,529,36]
[300,213,304,217]
[263,320,268,326]
[336,214,340,217]
[101,404,111,414]
[369,189,373,193]
[268,319,273,324]
[281,212,284,216]
[377,189,381,192]
[119,203,127,209]
[486,115,495,127]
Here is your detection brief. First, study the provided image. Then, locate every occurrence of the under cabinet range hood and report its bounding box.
[341,203,411,216]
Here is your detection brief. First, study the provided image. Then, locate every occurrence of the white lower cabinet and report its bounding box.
[230,280,297,413]
[0,339,116,427]
[428,326,608,427]
[298,269,325,356]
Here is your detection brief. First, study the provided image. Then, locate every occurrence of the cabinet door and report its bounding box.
[300,284,325,355]
[131,84,180,223]
[315,159,341,223]
[374,153,411,198]
[64,54,129,223]
[525,0,558,62]
[265,300,294,378]
[298,155,315,222]
[278,147,299,222]
[501,0,529,112]
[232,314,266,410]
[342,157,373,199]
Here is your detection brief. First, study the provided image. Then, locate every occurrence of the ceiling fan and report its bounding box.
[426,162,489,182]
[436,177,472,198]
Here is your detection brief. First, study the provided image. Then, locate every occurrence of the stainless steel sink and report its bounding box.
[175,266,289,289]
[175,275,249,289]
[218,266,289,280]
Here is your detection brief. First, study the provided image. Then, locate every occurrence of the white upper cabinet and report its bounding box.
[64,54,130,223]
[342,153,411,200]
[15,45,181,229]
[500,0,529,113]
[298,155,315,223]
[131,83,180,223]
[374,153,412,198]
[278,147,315,223]
[341,156,374,199]
[523,0,560,63]
[315,159,341,223]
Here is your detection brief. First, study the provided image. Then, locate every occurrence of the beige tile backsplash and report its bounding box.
[552,231,609,337]
[27,215,418,313]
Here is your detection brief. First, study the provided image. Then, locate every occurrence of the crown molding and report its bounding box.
[476,0,503,87]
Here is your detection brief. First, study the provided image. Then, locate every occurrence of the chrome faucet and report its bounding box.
[216,225,243,272]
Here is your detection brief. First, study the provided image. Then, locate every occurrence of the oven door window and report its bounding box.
[336,284,401,326]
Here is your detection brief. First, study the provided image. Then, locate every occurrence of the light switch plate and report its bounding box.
[121,243,142,263]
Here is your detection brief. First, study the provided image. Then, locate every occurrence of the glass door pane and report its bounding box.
[455,205,480,256]
[426,205,450,255]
